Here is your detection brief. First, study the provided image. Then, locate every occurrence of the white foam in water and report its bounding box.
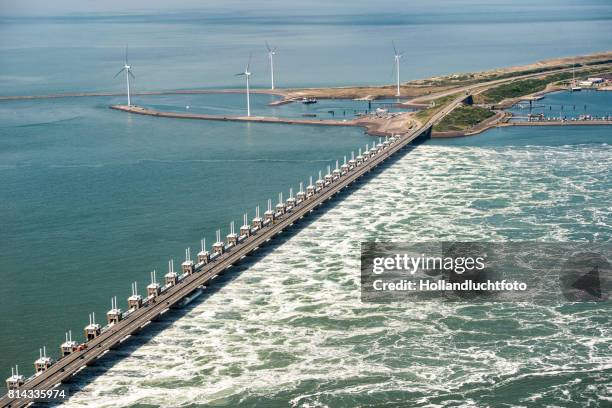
[62,143,611,407]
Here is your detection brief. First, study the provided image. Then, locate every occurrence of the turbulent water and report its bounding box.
[0,95,372,382]
[61,128,612,407]
[2,0,612,404]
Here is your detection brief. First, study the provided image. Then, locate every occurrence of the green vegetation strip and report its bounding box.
[415,93,459,122]
[479,72,573,103]
[478,67,611,104]
[433,105,495,132]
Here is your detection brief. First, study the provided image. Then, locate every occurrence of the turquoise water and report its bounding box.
[428,120,612,147]
[508,89,612,120]
[1,0,612,404]
[61,124,611,408]
[0,96,372,385]
[137,93,409,119]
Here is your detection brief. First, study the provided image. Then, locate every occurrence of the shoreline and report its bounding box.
[110,105,418,138]
[500,119,612,127]
[4,51,612,139]
[432,86,612,137]
[431,108,612,138]
[2,51,610,103]
[432,117,612,137]
[130,60,611,138]
[0,88,284,102]
[1,100,450,406]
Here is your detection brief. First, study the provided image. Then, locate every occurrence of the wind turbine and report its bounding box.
[236,54,252,117]
[114,46,135,106]
[266,41,277,90]
[392,41,402,97]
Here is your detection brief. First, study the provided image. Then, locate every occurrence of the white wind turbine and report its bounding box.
[235,54,252,117]
[114,46,135,106]
[266,41,277,90]
[392,41,403,97]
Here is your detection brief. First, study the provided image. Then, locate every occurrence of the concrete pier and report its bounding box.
[59,331,78,357]
[33,348,54,374]
[181,248,195,274]
[500,119,612,127]
[240,214,251,238]
[197,239,211,264]
[306,176,315,197]
[264,199,276,223]
[226,222,239,247]
[5,367,24,391]
[127,282,143,310]
[276,193,287,215]
[296,182,306,202]
[252,206,264,230]
[286,188,296,209]
[147,271,161,299]
[106,297,122,325]
[165,259,178,287]
[315,171,324,191]
[83,313,101,341]
[212,230,225,256]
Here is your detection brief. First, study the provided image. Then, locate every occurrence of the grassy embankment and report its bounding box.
[283,84,455,101]
[432,105,495,132]
[414,93,459,123]
[476,72,573,104]
[284,57,612,103]
[476,65,612,104]
[432,64,611,133]
[417,57,612,88]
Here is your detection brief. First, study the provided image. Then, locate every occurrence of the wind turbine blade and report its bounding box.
[125,45,128,64]
[113,68,126,78]
[392,40,398,56]
[128,70,135,79]
[235,73,246,76]
[246,53,252,72]
[265,41,271,52]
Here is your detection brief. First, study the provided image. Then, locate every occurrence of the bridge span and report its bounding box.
[0,93,464,408]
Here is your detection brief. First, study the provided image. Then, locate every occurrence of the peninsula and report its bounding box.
[108,52,612,137]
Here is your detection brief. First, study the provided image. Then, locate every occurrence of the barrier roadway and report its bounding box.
[0,92,463,408]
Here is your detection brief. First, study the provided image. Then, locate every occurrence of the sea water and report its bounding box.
[508,89,612,120]
[0,95,372,383]
[60,124,611,407]
[1,0,611,402]
[136,93,410,120]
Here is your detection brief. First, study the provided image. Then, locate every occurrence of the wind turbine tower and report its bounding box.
[236,55,252,116]
[266,41,277,90]
[114,46,135,106]
[393,41,403,97]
